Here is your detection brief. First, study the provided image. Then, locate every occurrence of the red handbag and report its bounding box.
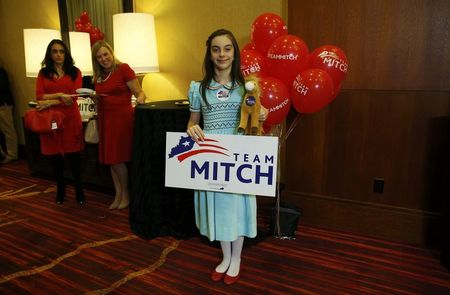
[24,108,66,134]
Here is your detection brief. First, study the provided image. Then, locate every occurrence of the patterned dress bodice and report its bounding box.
[188,80,244,134]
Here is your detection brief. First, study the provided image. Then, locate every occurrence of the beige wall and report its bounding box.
[0,0,60,144]
[135,0,287,101]
[0,0,286,144]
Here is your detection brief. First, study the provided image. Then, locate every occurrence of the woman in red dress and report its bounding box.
[91,41,146,210]
[35,39,85,204]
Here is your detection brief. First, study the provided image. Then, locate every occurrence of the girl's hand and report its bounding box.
[187,124,205,143]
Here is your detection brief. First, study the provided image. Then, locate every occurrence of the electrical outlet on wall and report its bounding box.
[373,178,384,193]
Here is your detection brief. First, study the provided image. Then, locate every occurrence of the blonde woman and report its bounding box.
[91,40,146,209]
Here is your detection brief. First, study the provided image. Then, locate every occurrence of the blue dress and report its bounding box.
[188,80,257,242]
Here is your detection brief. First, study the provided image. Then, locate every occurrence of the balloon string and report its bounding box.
[274,123,283,238]
[280,113,302,146]
[273,114,302,238]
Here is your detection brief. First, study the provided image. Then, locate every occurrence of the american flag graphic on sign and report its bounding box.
[168,135,229,162]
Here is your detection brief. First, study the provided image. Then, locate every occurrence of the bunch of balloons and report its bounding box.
[74,11,105,46]
[240,13,349,129]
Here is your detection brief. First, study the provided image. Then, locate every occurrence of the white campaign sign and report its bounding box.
[76,98,96,122]
[165,132,279,197]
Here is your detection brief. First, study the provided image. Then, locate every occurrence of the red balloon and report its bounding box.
[80,11,90,25]
[240,49,268,78]
[291,69,334,114]
[266,35,309,89]
[75,23,83,32]
[78,25,89,33]
[259,77,291,125]
[85,23,93,32]
[241,42,256,51]
[91,30,99,39]
[251,13,288,56]
[308,45,348,86]
[332,82,342,100]
[262,123,272,134]
[89,30,102,45]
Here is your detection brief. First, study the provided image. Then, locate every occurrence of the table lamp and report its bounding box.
[69,31,93,76]
[113,13,160,74]
[23,29,61,77]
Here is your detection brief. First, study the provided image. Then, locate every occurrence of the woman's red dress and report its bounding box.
[94,63,136,164]
[35,69,84,155]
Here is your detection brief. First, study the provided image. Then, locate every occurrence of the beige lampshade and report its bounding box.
[69,31,93,76]
[23,29,61,77]
[113,13,159,73]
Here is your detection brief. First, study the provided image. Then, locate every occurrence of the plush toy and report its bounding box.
[238,75,263,135]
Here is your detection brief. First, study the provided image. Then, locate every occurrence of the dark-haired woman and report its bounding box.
[35,39,85,205]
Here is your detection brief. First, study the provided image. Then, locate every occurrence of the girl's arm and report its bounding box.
[187,112,204,143]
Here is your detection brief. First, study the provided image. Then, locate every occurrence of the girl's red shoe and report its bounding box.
[210,269,225,282]
[223,271,241,285]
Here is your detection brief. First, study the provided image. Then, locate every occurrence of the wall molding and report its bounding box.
[283,190,442,247]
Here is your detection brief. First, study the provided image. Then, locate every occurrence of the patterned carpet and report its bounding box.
[1,160,450,294]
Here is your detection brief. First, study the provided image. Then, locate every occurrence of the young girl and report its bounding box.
[187,29,266,285]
